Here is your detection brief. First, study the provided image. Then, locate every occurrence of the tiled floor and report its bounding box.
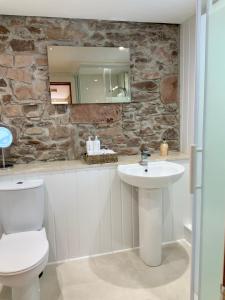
[0,241,190,300]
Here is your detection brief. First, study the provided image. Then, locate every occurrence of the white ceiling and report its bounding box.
[0,0,195,24]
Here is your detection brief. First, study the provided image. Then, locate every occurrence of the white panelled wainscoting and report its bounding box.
[0,160,191,263]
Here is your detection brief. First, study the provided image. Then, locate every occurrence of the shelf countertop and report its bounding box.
[0,152,189,177]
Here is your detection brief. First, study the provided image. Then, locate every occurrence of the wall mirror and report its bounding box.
[47,46,131,105]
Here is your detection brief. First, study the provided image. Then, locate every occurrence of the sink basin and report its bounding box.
[117,160,185,267]
[118,161,185,189]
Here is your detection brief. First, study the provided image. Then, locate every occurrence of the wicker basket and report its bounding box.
[84,153,118,165]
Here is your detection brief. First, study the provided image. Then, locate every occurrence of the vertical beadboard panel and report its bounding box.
[76,168,101,256]
[110,168,123,251]
[44,173,72,261]
[43,177,57,262]
[180,16,196,153]
[121,181,133,249]
[132,187,139,247]
[169,161,192,241]
[97,168,112,254]
[64,171,80,260]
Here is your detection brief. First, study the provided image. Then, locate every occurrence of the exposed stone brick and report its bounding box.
[25,127,45,135]
[32,80,47,98]
[0,78,7,87]
[0,66,7,77]
[162,128,179,140]
[0,25,9,34]
[46,25,86,41]
[133,71,161,81]
[0,15,179,163]
[70,104,122,124]
[27,26,41,34]
[119,147,139,155]
[10,39,35,51]
[154,115,178,126]
[153,46,172,64]
[35,56,48,66]
[0,36,8,42]
[96,127,123,138]
[23,104,43,118]
[2,94,12,104]
[122,120,140,131]
[132,81,158,92]
[4,105,23,117]
[0,44,6,53]
[7,68,32,83]
[160,75,178,104]
[15,55,33,67]
[132,92,159,102]
[0,54,13,67]
[140,126,154,136]
[13,84,33,100]
[49,126,71,139]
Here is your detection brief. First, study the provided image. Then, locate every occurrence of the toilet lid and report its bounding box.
[0,228,49,275]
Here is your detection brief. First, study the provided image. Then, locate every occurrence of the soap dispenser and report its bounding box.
[160,139,168,156]
[93,136,100,154]
[86,136,94,155]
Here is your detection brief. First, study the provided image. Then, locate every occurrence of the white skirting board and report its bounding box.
[184,223,192,245]
[194,293,198,300]
[47,239,191,266]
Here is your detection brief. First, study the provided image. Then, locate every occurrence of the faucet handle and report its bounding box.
[140,144,150,152]
[139,148,151,166]
[140,145,151,159]
[141,149,151,157]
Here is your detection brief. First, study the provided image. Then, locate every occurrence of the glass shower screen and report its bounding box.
[193,0,225,299]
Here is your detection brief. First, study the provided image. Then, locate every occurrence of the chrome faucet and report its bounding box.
[139,149,151,166]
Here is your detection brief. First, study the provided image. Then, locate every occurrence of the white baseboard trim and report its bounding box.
[184,223,192,245]
[194,293,198,300]
[48,239,191,266]
[184,223,192,232]
[48,247,139,266]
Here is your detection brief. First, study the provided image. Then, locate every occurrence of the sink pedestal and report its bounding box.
[139,188,162,266]
[118,161,185,267]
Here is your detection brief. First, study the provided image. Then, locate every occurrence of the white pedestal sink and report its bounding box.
[118,161,184,267]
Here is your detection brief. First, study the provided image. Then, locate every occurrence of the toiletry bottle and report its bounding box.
[86,136,93,155]
[160,139,168,156]
[93,136,100,154]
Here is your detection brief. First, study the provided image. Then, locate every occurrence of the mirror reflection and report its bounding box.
[47,46,131,104]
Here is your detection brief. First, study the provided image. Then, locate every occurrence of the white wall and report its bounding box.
[0,161,190,263]
[180,16,196,154]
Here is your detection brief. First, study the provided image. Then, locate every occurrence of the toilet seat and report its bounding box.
[0,228,49,276]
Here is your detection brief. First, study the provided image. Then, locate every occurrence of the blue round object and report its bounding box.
[0,127,13,148]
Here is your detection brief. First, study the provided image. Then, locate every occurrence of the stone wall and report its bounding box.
[0,15,179,163]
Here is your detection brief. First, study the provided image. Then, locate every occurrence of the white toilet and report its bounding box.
[0,179,49,300]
